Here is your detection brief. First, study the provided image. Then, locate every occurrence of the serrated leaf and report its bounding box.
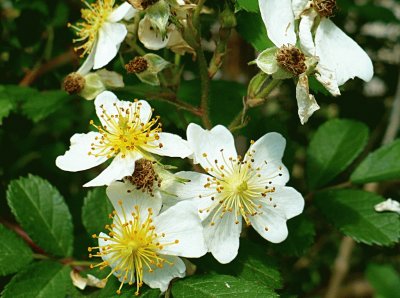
[236,11,273,51]
[275,215,316,257]
[236,0,259,12]
[172,274,278,297]
[314,190,400,246]
[1,261,70,298]
[82,187,113,236]
[351,139,400,184]
[22,90,70,122]
[307,119,369,189]
[234,240,282,289]
[366,263,400,298]
[0,224,33,276]
[6,174,74,257]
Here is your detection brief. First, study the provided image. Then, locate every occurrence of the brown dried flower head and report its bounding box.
[128,0,159,10]
[63,72,85,94]
[276,45,307,76]
[124,159,161,196]
[125,57,149,74]
[312,0,337,18]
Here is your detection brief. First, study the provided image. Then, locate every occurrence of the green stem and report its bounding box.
[256,78,281,99]
[196,46,212,128]
[193,0,206,28]
[33,253,50,260]
[68,260,95,267]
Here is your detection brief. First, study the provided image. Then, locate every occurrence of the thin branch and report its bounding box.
[382,71,400,145]
[325,237,355,298]
[19,49,76,86]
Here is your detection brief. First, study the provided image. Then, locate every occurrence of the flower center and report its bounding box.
[125,57,149,74]
[276,45,307,76]
[312,0,336,18]
[68,0,115,57]
[88,100,163,159]
[63,72,85,94]
[199,149,283,226]
[89,203,179,296]
[124,159,161,195]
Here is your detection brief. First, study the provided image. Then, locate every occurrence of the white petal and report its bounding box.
[315,19,373,86]
[77,45,96,75]
[265,185,305,219]
[249,204,289,243]
[246,132,286,163]
[315,64,341,96]
[94,91,152,128]
[292,0,310,19]
[106,181,162,218]
[94,22,127,69]
[186,123,237,175]
[295,74,320,124]
[143,255,185,292]
[83,153,138,187]
[298,11,317,56]
[138,17,170,50]
[154,201,207,258]
[145,132,192,158]
[56,132,107,172]
[203,209,241,264]
[259,0,296,46]
[107,2,136,22]
[162,171,216,220]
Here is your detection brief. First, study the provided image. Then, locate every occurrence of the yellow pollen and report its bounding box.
[88,100,163,159]
[199,150,283,226]
[69,0,115,57]
[89,205,179,295]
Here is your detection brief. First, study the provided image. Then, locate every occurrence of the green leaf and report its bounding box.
[314,189,400,246]
[351,139,400,184]
[0,224,33,276]
[236,0,259,13]
[1,261,71,298]
[6,174,74,257]
[234,241,282,289]
[275,215,316,257]
[366,263,400,298]
[307,119,369,189]
[22,90,70,122]
[0,85,15,124]
[236,11,273,51]
[172,274,278,297]
[82,187,113,236]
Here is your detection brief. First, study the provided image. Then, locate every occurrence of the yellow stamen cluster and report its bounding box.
[68,0,115,57]
[89,202,179,295]
[199,146,283,228]
[88,100,163,159]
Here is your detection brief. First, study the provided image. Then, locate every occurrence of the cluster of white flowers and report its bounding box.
[56,91,304,294]
[57,0,374,294]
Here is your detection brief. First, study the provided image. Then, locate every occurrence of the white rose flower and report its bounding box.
[56,91,192,187]
[257,0,374,123]
[69,1,137,72]
[259,0,373,92]
[167,124,304,264]
[89,186,207,295]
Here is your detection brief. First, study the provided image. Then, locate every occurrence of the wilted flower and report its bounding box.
[69,1,136,70]
[89,189,207,295]
[257,0,373,123]
[167,124,304,264]
[56,91,192,187]
[125,54,170,86]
